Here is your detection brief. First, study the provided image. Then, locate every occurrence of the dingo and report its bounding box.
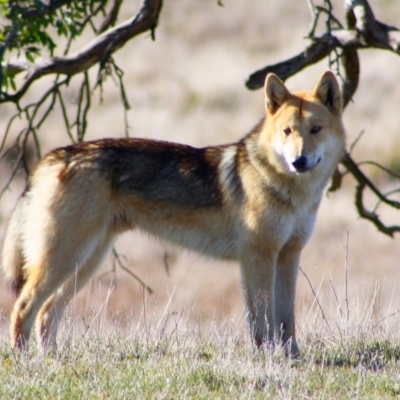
[1,71,345,356]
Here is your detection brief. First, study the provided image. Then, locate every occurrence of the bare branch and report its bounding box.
[348,0,387,43]
[342,153,400,210]
[339,47,359,108]
[1,0,163,104]
[354,182,400,238]
[341,153,400,237]
[246,0,400,91]
[246,41,330,90]
[339,3,360,108]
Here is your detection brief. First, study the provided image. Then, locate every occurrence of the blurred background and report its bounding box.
[1,0,400,339]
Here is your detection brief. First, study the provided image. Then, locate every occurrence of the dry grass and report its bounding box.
[1,0,400,379]
[1,295,400,399]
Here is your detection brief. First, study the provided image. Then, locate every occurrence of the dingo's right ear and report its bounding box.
[265,73,291,114]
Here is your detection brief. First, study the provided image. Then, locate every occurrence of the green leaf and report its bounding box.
[25,51,35,63]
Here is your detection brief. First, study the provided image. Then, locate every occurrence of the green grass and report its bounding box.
[1,314,400,399]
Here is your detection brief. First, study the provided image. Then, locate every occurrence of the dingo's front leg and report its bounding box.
[274,241,303,357]
[239,248,277,348]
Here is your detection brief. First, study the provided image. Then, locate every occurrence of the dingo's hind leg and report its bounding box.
[10,228,108,350]
[10,261,71,350]
[10,162,115,350]
[35,234,114,351]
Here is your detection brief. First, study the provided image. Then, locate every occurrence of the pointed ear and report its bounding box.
[314,70,342,115]
[264,73,291,114]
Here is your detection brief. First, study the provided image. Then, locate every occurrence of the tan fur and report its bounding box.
[1,71,345,356]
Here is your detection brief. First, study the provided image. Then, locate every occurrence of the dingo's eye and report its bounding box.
[283,127,292,136]
[310,126,321,134]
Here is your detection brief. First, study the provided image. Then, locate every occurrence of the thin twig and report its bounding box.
[57,85,75,143]
[342,152,400,237]
[349,130,365,153]
[0,145,25,197]
[362,280,379,325]
[163,248,171,277]
[80,72,91,142]
[299,266,329,325]
[306,0,319,37]
[99,0,123,33]
[329,277,343,319]
[357,161,400,180]
[112,248,153,294]
[344,231,349,332]
[373,308,400,328]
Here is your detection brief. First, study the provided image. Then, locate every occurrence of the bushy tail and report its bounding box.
[1,194,28,297]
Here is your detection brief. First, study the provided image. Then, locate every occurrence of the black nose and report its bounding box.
[292,156,308,171]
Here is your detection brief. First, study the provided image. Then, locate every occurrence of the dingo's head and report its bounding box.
[263,71,345,175]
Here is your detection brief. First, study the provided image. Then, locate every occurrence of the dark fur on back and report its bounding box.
[50,138,226,209]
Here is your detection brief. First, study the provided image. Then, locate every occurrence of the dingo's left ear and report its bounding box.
[314,71,342,115]
[265,73,291,114]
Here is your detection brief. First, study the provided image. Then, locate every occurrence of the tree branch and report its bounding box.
[338,3,360,108]
[0,0,163,104]
[246,0,400,90]
[246,41,330,89]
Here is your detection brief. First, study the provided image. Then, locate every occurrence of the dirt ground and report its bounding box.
[1,0,400,339]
